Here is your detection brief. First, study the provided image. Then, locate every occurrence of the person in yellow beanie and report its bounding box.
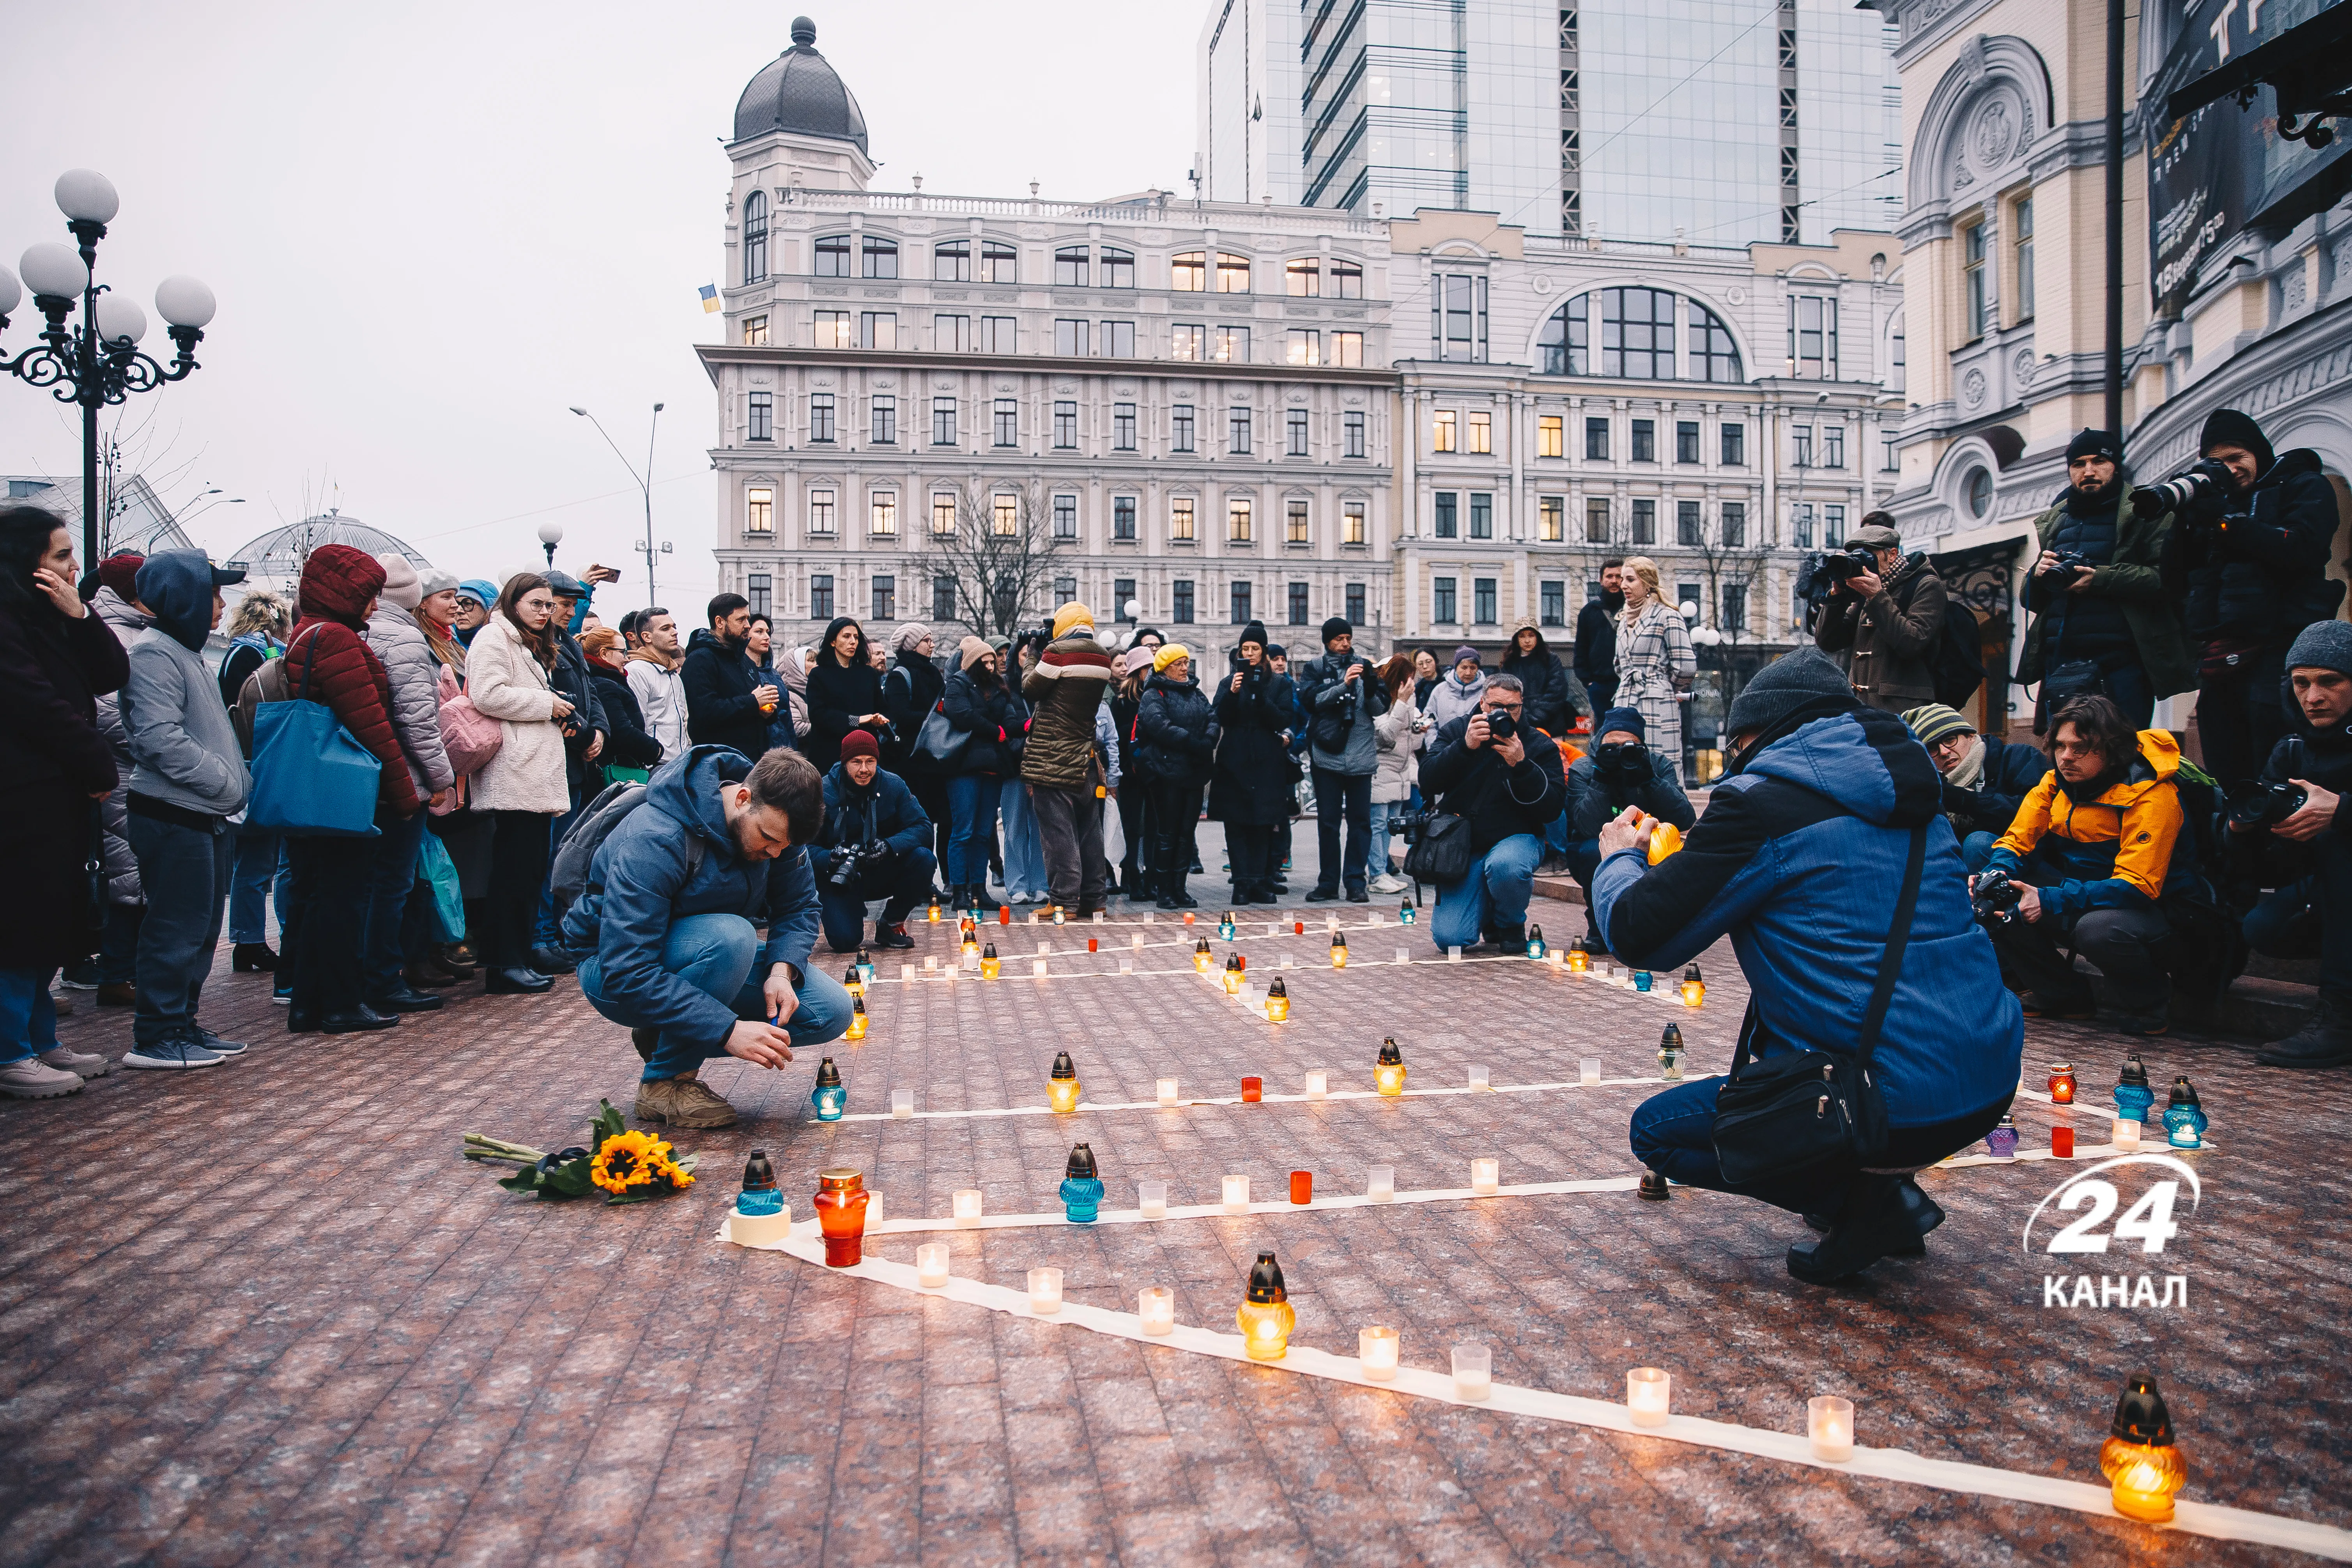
[1152,642,1190,674]
[1022,603,1117,914]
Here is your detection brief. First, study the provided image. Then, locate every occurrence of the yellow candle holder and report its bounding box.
[1236,1251,1295,1361]
[1221,955,1244,995]
[842,964,864,1000]
[1375,1037,1406,1096]
[1047,1050,1081,1113]
[1681,964,1704,1007]
[1330,933,1348,969]
[845,996,868,1040]
[926,901,942,923]
[1266,978,1290,1021]
[1193,938,1214,973]
[980,943,1000,979]
[2099,1375,2187,1524]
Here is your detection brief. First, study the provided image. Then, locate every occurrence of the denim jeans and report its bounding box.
[0,968,60,1065]
[1309,768,1372,894]
[228,823,287,945]
[578,911,855,1082]
[361,809,428,998]
[998,779,1049,899]
[1429,833,1544,949]
[1959,830,1997,873]
[945,774,1002,886]
[815,846,939,950]
[125,812,232,1045]
[533,798,582,945]
[1367,800,1404,884]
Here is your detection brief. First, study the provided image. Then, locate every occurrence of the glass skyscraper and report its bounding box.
[1201,0,1900,246]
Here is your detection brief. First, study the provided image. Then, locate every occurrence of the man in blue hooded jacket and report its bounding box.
[811,729,934,952]
[563,743,850,1129]
[1595,650,2022,1285]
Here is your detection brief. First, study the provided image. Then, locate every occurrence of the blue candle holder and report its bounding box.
[1060,1142,1103,1223]
[738,1149,784,1215]
[1632,969,1653,993]
[1984,1114,2018,1160]
[1400,899,1416,926]
[1218,914,1236,941]
[811,1057,847,1122]
[2113,1053,2155,1124]
[2162,1077,2207,1149]
[1525,923,1547,960]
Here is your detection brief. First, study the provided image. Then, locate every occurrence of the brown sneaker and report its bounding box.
[97,982,137,1008]
[635,1072,738,1129]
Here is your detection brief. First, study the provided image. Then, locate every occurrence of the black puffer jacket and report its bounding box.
[1134,671,1216,785]
[587,660,664,772]
[1208,659,1297,826]
[1422,711,1569,857]
[805,639,885,771]
[2180,449,2343,649]
[940,666,1028,777]
[682,627,769,761]
[1500,625,1580,736]
[880,648,945,773]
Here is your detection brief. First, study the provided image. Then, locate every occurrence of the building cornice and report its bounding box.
[694,345,1402,388]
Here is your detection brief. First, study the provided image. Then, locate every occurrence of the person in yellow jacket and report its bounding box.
[1974,694,2195,1035]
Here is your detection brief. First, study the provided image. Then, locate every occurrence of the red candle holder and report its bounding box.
[814,1168,871,1267]
[1289,1170,1313,1204]
[998,906,1011,926]
[1293,919,1304,935]
[1087,937,1098,952]
[1241,1076,1263,1102]
[2052,1125,2075,1158]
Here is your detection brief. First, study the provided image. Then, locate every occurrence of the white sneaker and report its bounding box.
[1371,874,1407,895]
[0,1057,86,1099]
[37,1045,109,1078]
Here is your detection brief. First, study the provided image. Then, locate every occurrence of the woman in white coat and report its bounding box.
[1612,556,1697,785]
[462,573,576,993]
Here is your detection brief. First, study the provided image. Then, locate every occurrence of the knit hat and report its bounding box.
[894,621,933,653]
[96,554,145,602]
[1265,642,1287,661]
[1724,648,1858,740]
[1120,646,1155,677]
[2066,428,2120,463]
[296,543,387,625]
[2285,620,2352,680]
[1901,702,1976,747]
[839,728,881,763]
[416,567,459,600]
[377,554,422,611]
[958,635,993,671]
[1320,616,1352,648]
[1152,642,1191,673]
[457,578,499,610]
[2198,408,2275,476]
[1052,602,1095,639]
[1451,645,1480,670]
[1597,706,1646,743]
[1237,620,1269,651]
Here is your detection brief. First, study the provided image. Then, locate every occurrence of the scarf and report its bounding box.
[1944,734,1986,792]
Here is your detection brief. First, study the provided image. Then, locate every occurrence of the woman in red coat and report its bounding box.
[278,544,423,1034]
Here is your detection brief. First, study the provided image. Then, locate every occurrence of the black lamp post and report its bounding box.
[1,170,215,568]
[571,402,668,605]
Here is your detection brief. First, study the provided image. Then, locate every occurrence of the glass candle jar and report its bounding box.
[916,1243,950,1288]
[1156,1077,1179,1106]
[1471,1159,1499,1196]
[1984,1115,2018,1159]
[1138,1180,1168,1219]
[813,1169,870,1268]
[1221,1175,1250,1213]
[1366,1164,1395,1202]
[952,1188,984,1225]
[1467,1065,1490,1090]
[1237,1299,1294,1361]
[1452,1344,1492,1401]
[1138,1286,1175,1334]
[1360,1326,1400,1381]
[1627,1367,1671,1427]
[811,1058,848,1121]
[890,1088,914,1120]
[1580,1058,1603,1086]
[2049,1063,2077,1104]
[1304,1069,1327,1100]
[1808,1396,1855,1462]
[1241,1076,1262,1103]
[1028,1267,1063,1315]
[1289,1170,1313,1205]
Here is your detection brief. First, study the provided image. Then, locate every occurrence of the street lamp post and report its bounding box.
[0,170,216,569]
[571,403,668,605]
[538,521,563,570]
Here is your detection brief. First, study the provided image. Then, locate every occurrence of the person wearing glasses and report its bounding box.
[1902,703,2050,872]
[1560,706,1694,954]
[1417,673,1568,952]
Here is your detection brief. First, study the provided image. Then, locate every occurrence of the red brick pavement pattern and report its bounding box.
[3,916,2347,1566]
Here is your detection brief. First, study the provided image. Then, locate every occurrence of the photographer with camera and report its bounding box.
[1973,694,2197,1035]
[2224,622,2352,1069]
[1297,617,1390,904]
[1561,707,1693,953]
[2014,431,2193,734]
[1600,650,2021,1285]
[809,729,934,952]
[2160,409,2345,789]
[1810,519,1948,713]
[1902,703,2050,871]
[1416,673,1567,952]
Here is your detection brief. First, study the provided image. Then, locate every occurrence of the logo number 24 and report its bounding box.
[2046,1179,2181,1254]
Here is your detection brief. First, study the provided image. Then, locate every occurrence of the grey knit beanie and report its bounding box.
[1724,648,1859,739]
[2285,620,2352,680]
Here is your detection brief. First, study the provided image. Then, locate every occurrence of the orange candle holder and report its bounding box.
[1289,1170,1313,1204]
[1241,1076,1262,1102]
[814,1169,871,1267]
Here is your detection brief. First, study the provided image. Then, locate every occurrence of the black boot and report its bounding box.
[2258,993,2352,1069]
[1787,1176,1918,1285]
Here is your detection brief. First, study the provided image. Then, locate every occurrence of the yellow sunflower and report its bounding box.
[590,1130,663,1195]
[658,1159,696,1189]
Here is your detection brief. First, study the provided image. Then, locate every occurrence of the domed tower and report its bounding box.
[728,17,874,197]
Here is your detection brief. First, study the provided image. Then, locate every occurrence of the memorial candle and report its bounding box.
[1330,932,1348,968]
[1028,1267,1063,1315]
[1471,1158,1499,1196]
[952,1188,984,1223]
[1304,1068,1327,1099]
[813,1169,869,1267]
[1046,1051,1081,1113]
[1627,1367,1671,1426]
[1138,1285,1175,1334]
[890,1088,914,1119]
[844,996,868,1040]
[1681,965,1705,1006]
[1059,1143,1104,1223]
[981,943,1000,979]
[1375,1038,1407,1095]
[810,1057,847,1120]
[1359,1326,1400,1381]
[1156,1077,1180,1106]
[1452,1345,1492,1401]
[1265,978,1290,1021]
[916,1243,950,1288]
[1222,1175,1251,1213]
[1235,1252,1295,1361]
[1808,1396,1855,1462]
[1138,1180,1168,1219]
[2099,1374,2187,1524]
[842,963,864,999]
[1367,1165,1395,1201]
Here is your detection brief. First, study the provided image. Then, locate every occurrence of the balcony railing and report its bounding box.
[780,186,1380,237]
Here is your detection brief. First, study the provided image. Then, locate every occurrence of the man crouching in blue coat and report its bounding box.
[1594,650,2023,1284]
[564,743,853,1129]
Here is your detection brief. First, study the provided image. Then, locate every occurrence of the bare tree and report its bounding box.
[913,479,1072,639]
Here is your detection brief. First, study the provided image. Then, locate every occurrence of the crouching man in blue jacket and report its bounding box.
[1593,650,2023,1285]
[563,743,852,1129]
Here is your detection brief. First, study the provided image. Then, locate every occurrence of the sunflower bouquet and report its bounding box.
[463,1100,699,1205]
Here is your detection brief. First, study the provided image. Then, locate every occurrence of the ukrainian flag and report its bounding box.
[699,283,720,314]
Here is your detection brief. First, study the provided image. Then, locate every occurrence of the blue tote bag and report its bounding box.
[246,626,383,837]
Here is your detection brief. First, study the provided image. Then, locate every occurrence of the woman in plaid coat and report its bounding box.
[1613,556,1696,784]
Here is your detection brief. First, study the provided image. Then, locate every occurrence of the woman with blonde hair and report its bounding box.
[1613,556,1697,784]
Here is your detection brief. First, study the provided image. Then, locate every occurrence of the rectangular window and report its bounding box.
[1287,408,1308,457]
[1172,324,1206,361]
[993,399,1018,447]
[748,391,773,442]
[1469,493,1492,540]
[1676,421,1700,464]
[1434,492,1458,539]
[1331,331,1363,367]
[1102,320,1135,357]
[1721,422,1746,465]
[1344,411,1366,458]
[2014,196,2035,322]
[1826,504,1846,543]
[1286,258,1320,297]
[1793,502,1816,549]
[1824,426,1845,468]
[1053,401,1077,449]
[1585,498,1611,543]
[746,487,773,534]
[1467,412,1492,454]
[1883,432,1901,471]
[1630,498,1656,545]
[1172,579,1195,623]
[1170,498,1196,542]
[1433,576,1458,623]
[1113,578,1136,619]
[870,394,895,445]
[978,315,1017,353]
[1216,254,1251,293]
[1172,404,1195,453]
[1055,319,1089,357]
[1213,326,1250,363]
[1113,403,1136,451]
[858,311,895,349]
[1285,328,1321,366]
[1053,494,1077,540]
[1288,581,1310,625]
[1343,501,1366,545]
[1286,499,1309,544]
[809,573,834,620]
[933,575,957,621]
[1228,407,1251,455]
[808,490,836,536]
[934,313,969,351]
[1054,575,1077,606]
[1433,410,1458,453]
[872,575,896,621]
[742,315,769,346]
[1346,582,1365,623]
[932,396,957,446]
[1723,582,1748,634]
[809,393,835,443]
[992,495,1019,536]
[1963,220,1987,341]
[1473,578,1498,625]
[1055,247,1087,287]
[869,493,897,536]
[1793,425,1814,468]
[1631,419,1655,462]
[1586,418,1610,459]
[932,494,956,536]
[934,240,970,280]
[1103,250,1134,288]
[814,310,851,349]
[1541,580,1566,626]
[1538,414,1564,458]
[1676,583,1701,619]
[1676,500,1702,546]
[1230,580,1253,624]
[862,237,899,279]
[1112,496,1136,541]
[1791,294,1840,373]
[748,573,772,619]
[1432,274,1489,361]
[1332,260,1363,298]
[1227,498,1253,543]
[1722,502,1746,547]
[1539,496,1564,542]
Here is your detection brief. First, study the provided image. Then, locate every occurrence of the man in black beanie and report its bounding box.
[1297,616,1387,901]
[2180,407,2344,790]
[2014,430,2191,736]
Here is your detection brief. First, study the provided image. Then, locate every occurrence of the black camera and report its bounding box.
[1820,543,1878,582]
[1971,868,2025,926]
[2226,780,2308,833]
[1482,708,1518,742]
[824,840,883,891]
[1596,741,1651,776]
[1389,809,1436,842]
[2043,548,2095,575]
[1796,546,1878,613]
[2129,458,2236,521]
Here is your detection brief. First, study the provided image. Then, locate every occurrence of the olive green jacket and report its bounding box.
[2014,496,2195,699]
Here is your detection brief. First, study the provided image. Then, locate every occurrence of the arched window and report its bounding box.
[1689,300,1741,382]
[979,240,1017,284]
[1329,258,1363,299]
[1055,245,1089,286]
[1171,251,1207,291]
[1538,288,1740,380]
[934,240,970,281]
[742,189,768,284]
[1100,246,1134,288]
[814,234,851,277]
[1216,253,1252,293]
[862,236,898,279]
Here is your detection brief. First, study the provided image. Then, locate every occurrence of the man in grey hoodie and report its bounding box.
[1296,617,1388,902]
[119,550,252,1071]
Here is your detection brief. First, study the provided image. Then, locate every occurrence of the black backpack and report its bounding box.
[1930,598,1987,709]
[548,780,704,926]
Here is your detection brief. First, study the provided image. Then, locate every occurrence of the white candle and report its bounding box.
[1131,933,1146,950]
[1037,941,1052,956]
[1029,910,1042,924]
[1369,911,1384,926]
[1138,1285,1175,1334]
[1119,959,1133,975]
[890,1088,914,1119]
[1580,1058,1603,1085]
[952,1189,984,1225]
[1808,1395,1855,1462]
[1028,1267,1063,1315]
[1467,1065,1490,1090]
[1277,952,1292,970]
[1268,922,1282,937]
[1222,1175,1250,1213]
[1304,1069,1328,1100]
[1359,1326,1400,1381]
[1367,1165,1395,1202]
[1627,1367,1671,1427]
[1395,948,1411,965]
[1138,1179,1168,1219]
[1092,910,1105,923]
[2111,1118,2141,1150]
[1142,912,1156,924]
[916,1243,950,1288]
[1448,945,1463,963]
[1471,1158,1499,1196]
[1032,957,1048,977]
[924,955,938,972]
[1326,914,1340,932]
[1157,1077,1179,1106]
[900,963,916,982]
[1452,1344,1492,1401]
[1545,950,1564,971]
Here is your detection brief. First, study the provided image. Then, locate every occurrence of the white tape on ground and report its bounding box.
[829,1075,1670,1124]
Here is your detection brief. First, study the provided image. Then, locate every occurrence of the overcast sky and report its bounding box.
[0,1,1200,614]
